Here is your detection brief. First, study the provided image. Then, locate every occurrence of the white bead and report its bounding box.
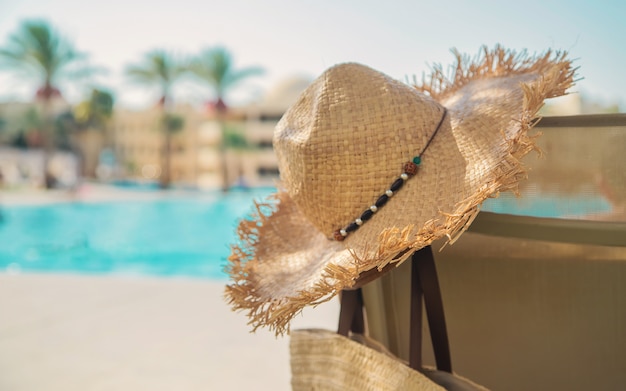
[400,173,409,180]
[385,189,393,197]
[370,205,378,212]
[340,229,347,237]
[355,218,363,226]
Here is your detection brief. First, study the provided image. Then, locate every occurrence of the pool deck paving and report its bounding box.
[0,184,208,206]
[0,273,339,391]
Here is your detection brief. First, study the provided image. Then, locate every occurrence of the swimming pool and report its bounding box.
[0,188,611,279]
[0,188,274,280]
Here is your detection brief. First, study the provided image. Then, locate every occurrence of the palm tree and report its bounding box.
[189,47,264,113]
[159,113,185,187]
[189,47,263,190]
[0,19,87,187]
[126,50,186,109]
[125,50,186,188]
[71,88,115,177]
[74,88,115,131]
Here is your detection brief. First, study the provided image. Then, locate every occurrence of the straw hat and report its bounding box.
[226,45,574,335]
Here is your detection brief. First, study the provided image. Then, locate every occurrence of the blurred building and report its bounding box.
[226,75,313,189]
[108,75,311,189]
[110,104,203,186]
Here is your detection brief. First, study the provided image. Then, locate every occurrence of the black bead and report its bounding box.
[346,222,359,233]
[390,178,404,192]
[375,194,389,208]
[360,209,374,221]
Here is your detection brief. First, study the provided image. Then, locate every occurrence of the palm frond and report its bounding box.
[125,49,187,102]
[189,46,264,102]
[0,19,87,92]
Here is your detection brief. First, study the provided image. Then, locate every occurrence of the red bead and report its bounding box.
[333,230,346,241]
[403,162,418,176]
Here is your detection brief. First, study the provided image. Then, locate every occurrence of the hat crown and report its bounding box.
[274,63,446,237]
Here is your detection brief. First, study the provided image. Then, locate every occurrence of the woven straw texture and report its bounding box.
[226,46,575,335]
[290,329,446,391]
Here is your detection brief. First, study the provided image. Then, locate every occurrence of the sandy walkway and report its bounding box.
[0,273,339,391]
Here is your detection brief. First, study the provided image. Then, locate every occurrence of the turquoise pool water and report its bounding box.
[0,188,274,280]
[0,189,611,279]
[481,191,612,218]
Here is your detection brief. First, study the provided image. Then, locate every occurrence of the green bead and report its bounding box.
[413,156,421,165]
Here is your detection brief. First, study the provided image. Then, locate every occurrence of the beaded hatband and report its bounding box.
[332,108,448,241]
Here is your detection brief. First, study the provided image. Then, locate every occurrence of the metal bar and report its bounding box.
[536,113,626,128]
[468,212,626,247]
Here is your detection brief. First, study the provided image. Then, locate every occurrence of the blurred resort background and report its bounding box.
[0,19,623,194]
[0,10,625,391]
[0,19,313,191]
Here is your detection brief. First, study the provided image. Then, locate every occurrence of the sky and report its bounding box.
[0,0,625,110]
